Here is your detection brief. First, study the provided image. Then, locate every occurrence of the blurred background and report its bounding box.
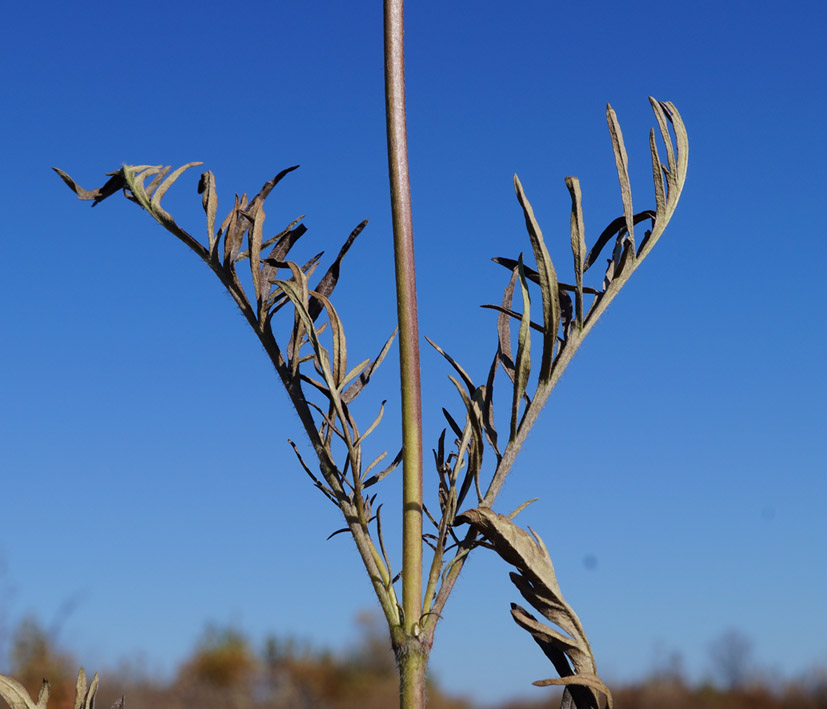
[1,1,825,707]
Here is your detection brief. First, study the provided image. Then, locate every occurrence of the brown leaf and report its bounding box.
[583,211,655,274]
[513,175,559,384]
[53,167,126,207]
[565,176,586,327]
[197,171,218,251]
[309,220,368,321]
[606,105,635,257]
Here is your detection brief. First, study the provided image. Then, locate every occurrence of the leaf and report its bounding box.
[481,348,501,460]
[289,439,337,504]
[497,266,518,383]
[425,337,476,395]
[455,507,609,709]
[197,171,218,252]
[493,258,601,296]
[559,289,574,341]
[513,175,559,384]
[363,448,403,488]
[308,290,348,388]
[52,167,126,206]
[74,669,100,709]
[606,105,635,257]
[480,304,543,333]
[261,220,308,263]
[648,128,667,220]
[0,674,45,709]
[582,211,655,274]
[308,220,368,321]
[508,498,538,520]
[510,603,575,679]
[342,329,397,404]
[442,408,464,439]
[511,256,532,441]
[639,98,689,257]
[248,206,265,303]
[532,674,612,709]
[222,195,242,266]
[354,400,387,446]
[149,162,203,215]
[246,166,300,214]
[564,176,586,327]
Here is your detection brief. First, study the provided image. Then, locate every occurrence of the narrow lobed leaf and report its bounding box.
[513,175,560,383]
[606,105,635,257]
[309,219,368,321]
[564,176,586,327]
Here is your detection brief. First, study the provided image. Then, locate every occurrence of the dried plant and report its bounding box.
[0,668,123,709]
[48,96,686,709]
[39,7,688,709]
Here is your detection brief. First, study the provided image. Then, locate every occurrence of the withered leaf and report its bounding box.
[53,167,126,207]
[309,220,368,322]
[583,211,655,274]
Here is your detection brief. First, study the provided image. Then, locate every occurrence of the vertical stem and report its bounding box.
[384,0,423,641]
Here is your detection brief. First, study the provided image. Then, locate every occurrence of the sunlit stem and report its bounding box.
[384,0,423,646]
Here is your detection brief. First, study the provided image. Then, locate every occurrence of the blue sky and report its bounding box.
[1,1,825,705]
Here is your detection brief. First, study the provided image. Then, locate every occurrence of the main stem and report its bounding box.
[384,0,423,644]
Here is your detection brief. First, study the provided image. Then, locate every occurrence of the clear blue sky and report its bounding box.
[1,1,825,705]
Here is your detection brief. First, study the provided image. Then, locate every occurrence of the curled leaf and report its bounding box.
[52,168,126,207]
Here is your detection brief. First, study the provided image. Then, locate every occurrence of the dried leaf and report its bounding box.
[74,669,100,709]
[606,105,635,257]
[308,220,368,321]
[222,195,241,266]
[564,176,586,327]
[342,329,397,404]
[149,162,203,214]
[442,408,464,440]
[648,129,667,220]
[363,448,403,488]
[493,258,601,296]
[532,674,612,709]
[497,266,518,383]
[455,507,608,709]
[52,167,126,206]
[583,211,655,273]
[289,439,337,503]
[426,337,477,395]
[354,400,387,446]
[339,357,371,392]
[481,304,543,333]
[482,348,500,460]
[308,290,348,388]
[511,256,532,441]
[0,674,46,709]
[248,206,266,303]
[508,498,538,520]
[513,175,559,384]
[197,171,218,252]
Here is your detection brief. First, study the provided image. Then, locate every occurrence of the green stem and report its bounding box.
[384,0,423,643]
[394,630,429,709]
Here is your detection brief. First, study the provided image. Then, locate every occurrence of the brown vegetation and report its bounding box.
[3,614,826,709]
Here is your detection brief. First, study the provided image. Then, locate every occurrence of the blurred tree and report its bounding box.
[178,623,256,689]
[8,615,76,709]
[709,629,755,691]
